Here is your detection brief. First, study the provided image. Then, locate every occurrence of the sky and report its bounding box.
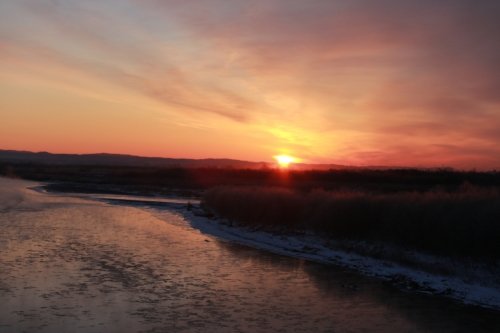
[1,0,500,169]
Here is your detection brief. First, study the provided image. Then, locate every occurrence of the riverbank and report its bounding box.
[179,205,500,311]
[36,181,500,310]
[202,186,500,260]
[36,182,500,304]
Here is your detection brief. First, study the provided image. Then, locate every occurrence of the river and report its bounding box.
[0,178,499,332]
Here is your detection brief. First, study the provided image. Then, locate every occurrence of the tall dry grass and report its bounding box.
[202,184,500,260]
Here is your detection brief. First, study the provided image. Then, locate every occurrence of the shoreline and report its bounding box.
[179,207,500,311]
[34,183,500,311]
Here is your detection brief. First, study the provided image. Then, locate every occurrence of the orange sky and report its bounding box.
[1,1,500,169]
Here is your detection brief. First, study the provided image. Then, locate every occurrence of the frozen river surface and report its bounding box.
[1,178,499,332]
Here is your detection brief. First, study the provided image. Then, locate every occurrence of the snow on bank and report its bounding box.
[179,208,500,311]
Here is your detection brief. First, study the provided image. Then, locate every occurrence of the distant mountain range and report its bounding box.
[0,149,367,170]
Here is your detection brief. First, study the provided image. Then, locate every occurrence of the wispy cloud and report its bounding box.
[1,0,499,168]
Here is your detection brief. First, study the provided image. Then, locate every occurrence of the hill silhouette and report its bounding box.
[0,149,354,170]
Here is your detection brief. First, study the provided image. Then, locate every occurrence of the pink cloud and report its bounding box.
[2,0,499,168]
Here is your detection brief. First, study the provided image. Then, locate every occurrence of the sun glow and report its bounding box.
[274,154,296,168]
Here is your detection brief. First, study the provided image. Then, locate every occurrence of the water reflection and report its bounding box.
[214,241,500,333]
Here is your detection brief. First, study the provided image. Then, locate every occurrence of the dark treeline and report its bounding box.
[1,162,500,195]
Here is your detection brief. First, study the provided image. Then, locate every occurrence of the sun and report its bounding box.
[274,154,296,168]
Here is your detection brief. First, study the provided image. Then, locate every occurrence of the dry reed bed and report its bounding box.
[202,185,500,261]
